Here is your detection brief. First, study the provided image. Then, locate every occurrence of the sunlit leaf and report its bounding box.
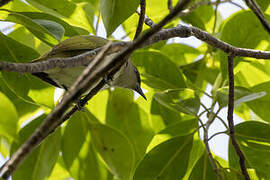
[89,123,135,180]
[12,115,61,180]
[0,91,18,140]
[133,135,193,180]
[100,0,139,35]
[229,121,270,179]
[154,89,200,116]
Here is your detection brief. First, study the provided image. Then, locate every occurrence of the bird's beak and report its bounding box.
[135,86,147,100]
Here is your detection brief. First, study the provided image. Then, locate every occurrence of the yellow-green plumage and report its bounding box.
[32,35,146,99]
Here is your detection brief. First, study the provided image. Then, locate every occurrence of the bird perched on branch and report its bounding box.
[32,35,146,100]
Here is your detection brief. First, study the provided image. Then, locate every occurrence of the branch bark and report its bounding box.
[227,55,251,180]
[2,24,270,73]
[245,0,270,34]
[134,0,146,39]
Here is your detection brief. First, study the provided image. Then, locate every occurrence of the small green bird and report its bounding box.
[32,35,146,99]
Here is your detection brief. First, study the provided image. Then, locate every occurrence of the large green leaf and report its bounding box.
[100,0,139,35]
[132,51,186,90]
[89,123,135,180]
[11,115,61,180]
[246,81,270,123]
[160,43,201,66]
[86,90,109,124]
[181,5,216,32]
[219,11,270,78]
[62,112,108,180]
[255,0,270,12]
[0,32,55,108]
[106,88,154,160]
[0,91,18,140]
[188,151,218,180]
[229,121,270,179]
[147,118,198,151]
[26,0,95,32]
[0,75,40,127]
[216,86,266,108]
[150,97,183,126]
[235,60,270,87]
[46,156,72,180]
[0,9,62,46]
[154,89,200,116]
[8,25,51,55]
[133,135,193,180]
[19,11,86,37]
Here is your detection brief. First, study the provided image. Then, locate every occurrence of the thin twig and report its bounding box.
[212,0,220,33]
[208,130,228,141]
[179,0,244,16]
[168,0,173,12]
[200,119,223,180]
[134,0,146,39]
[245,0,270,34]
[227,55,250,180]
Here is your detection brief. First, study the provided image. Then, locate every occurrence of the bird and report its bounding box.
[31,35,146,100]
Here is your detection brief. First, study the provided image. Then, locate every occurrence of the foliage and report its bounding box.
[0,0,270,179]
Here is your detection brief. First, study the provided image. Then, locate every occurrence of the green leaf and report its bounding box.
[246,81,270,122]
[256,0,270,12]
[62,112,108,180]
[145,0,178,23]
[133,135,193,180]
[180,58,208,91]
[46,156,72,180]
[160,43,201,66]
[188,151,218,180]
[106,88,154,160]
[19,11,86,37]
[100,0,139,35]
[219,11,270,78]
[33,19,65,42]
[86,90,109,124]
[0,32,55,108]
[147,118,198,151]
[216,86,266,108]
[183,133,205,180]
[89,123,135,180]
[229,121,270,179]
[181,5,216,32]
[132,51,186,90]
[26,0,94,32]
[154,89,200,116]
[0,9,60,46]
[8,25,51,55]
[0,91,18,140]
[0,74,40,126]
[12,115,61,180]
[150,98,183,126]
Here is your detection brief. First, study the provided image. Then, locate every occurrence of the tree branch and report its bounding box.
[244,0,270,34]
[134,0,146,39]
[227,55,250,180]
[0,0,192,178]
[2,24,270,73]
[168,0,173,12]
